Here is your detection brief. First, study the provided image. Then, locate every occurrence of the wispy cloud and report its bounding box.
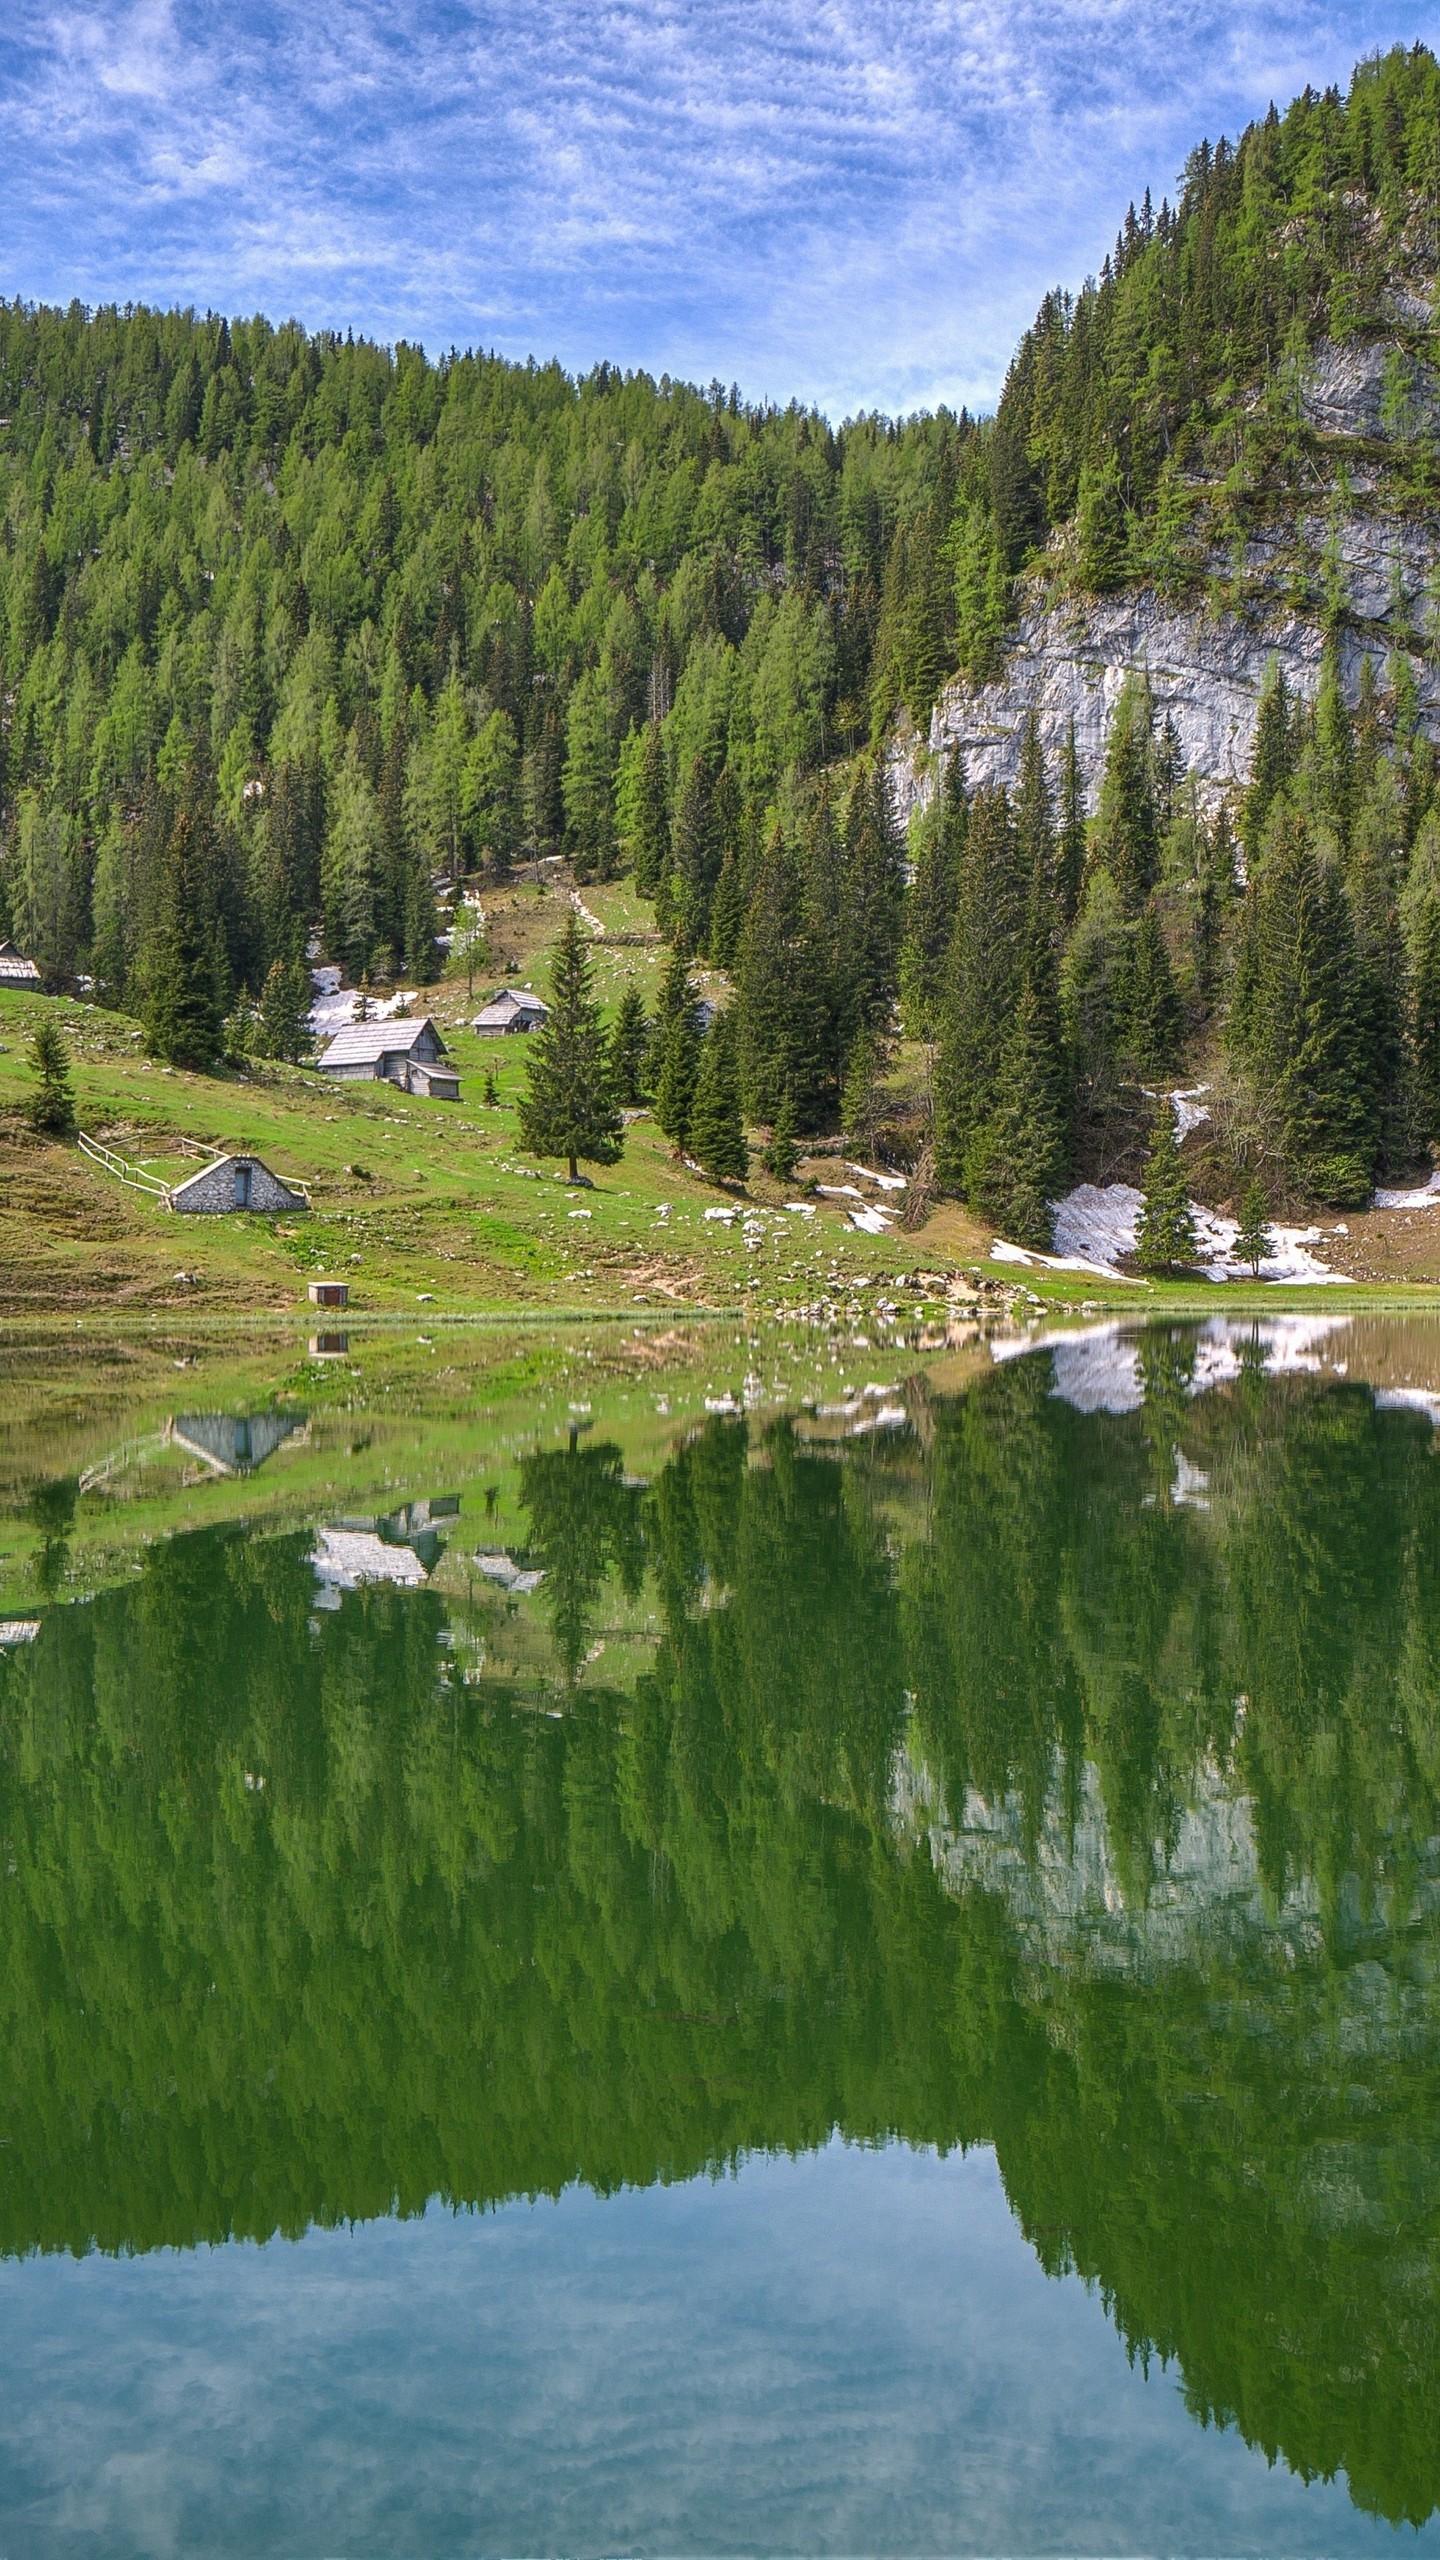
[0,0,1431,415]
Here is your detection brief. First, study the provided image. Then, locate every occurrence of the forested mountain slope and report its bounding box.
[4,44,1440,1244]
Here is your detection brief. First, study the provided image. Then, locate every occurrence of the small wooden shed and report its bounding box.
[308,1280,349,1308]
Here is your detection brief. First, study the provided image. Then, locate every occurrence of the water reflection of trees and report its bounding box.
[2,1355,1440,2523]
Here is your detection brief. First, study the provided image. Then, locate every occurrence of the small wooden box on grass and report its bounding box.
[308,1280,349,1309]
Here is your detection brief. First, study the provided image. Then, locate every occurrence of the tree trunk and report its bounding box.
[568,1154,578,1183]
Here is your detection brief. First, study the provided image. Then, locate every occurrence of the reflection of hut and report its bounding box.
[165,1412,304,1476]
[309,1498,460,1605]
[169,1154,308,1215]
[0,940,42,989]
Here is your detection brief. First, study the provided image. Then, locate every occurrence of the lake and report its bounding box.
[1,1312,1438,2557]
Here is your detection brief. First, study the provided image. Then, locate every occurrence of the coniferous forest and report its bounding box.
[6,45,1440,1229]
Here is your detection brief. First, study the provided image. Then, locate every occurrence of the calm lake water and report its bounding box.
[2,1314,1439,2557]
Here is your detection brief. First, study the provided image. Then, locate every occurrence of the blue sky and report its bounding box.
[0,1,1435,419]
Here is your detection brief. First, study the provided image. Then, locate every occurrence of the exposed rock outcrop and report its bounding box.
[890,333,1440,830]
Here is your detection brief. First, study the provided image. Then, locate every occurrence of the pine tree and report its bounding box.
[707,847,746,968]
[607,984,651,1107]
[616,720,669,895]
[899,749,966,1039]
[25,1016,76,1138]
[670,758,717,955]
[1402,816,1440,1145]
[1229,804,1377,1202]
[145,811,225,1071]
[1136,1102,1197,1273]
[841,1026,886,1157]
[689,1012,749,1184]
[1015,711,1055,906]
[1092,673,1159,916]
[1234,1177,1272,1277]
[762,1089,799,1184]
[652,954,703,1152]
[736,828,831,1130]
[1242,660,1294,867]
[838,759,906,1041]
[256,949,312,1062]
[1057,718,1087,925]
[517,911,624,1183]
[966,983,1067,1249]
[1119,903,1183,1073]
[934,785,1028,1187]
[1311,647,1355,850]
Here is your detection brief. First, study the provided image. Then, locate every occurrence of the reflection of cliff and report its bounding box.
[2,1356,1440,2523]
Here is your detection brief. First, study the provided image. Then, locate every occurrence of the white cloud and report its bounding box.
[0,0,1432,412]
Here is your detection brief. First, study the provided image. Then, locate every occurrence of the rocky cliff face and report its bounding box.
[891,333,1440,829]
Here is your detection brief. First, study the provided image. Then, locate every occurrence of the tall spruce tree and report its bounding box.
[517,911,624,1183]
[653,954,703,1153]
[607,984,651,1107]
[689,1012,749,1184]
[1242,661,1295,868]
[25,1017,77,1138]
[899,749,966,1040]
[145,810,225,1071]
[737,829,831,1129]
[1136,1102,1197,1273]
[1402,815,1440,1146]
[967,983,1067,1249]
[1092,674,1159,917]
[1057,718,1087,925]
[934,785,1028,1188]
[1228,804,1377,1203]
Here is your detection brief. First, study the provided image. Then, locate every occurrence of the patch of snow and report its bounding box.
[1050,1181,1349,1284]
[784,1202,816,1217]
[1171,1085,1211,1141]
[991,1236,1142,1283]
[1374,1386,1440,1425]
[308,981,417,1038]
[704,1206,737,1223]
[846,1163,907,1192]
[816,1183,867,1201]
[849,1206,894,1235]
[1374,1170,1440,1208]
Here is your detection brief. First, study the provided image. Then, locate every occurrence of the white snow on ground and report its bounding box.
[307,973,417,1038]
[1374,1169,1440,1207]
[992,1312,1354,1417]
[990,1237,1142,1282]
[816,1183,866,1201]
[1046,1182,1350,1284]
[846,1162,907,1191]
[1171,1085,1212,1140]
[1375,1386,1440,1424]
[849,1206,895,1235]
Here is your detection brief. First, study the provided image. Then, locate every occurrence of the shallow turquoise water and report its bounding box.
[2,1316,1438,2554]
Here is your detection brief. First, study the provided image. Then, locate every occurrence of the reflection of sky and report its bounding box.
[1,2139,1429,2557]
[0,0,1434,416]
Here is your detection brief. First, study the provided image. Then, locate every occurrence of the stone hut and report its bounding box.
[169,1154,309,1215]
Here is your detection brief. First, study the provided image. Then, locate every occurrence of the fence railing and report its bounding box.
[77,1132,171,1199]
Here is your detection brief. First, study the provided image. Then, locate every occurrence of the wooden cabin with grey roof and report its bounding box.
[317,1016,460,1099]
